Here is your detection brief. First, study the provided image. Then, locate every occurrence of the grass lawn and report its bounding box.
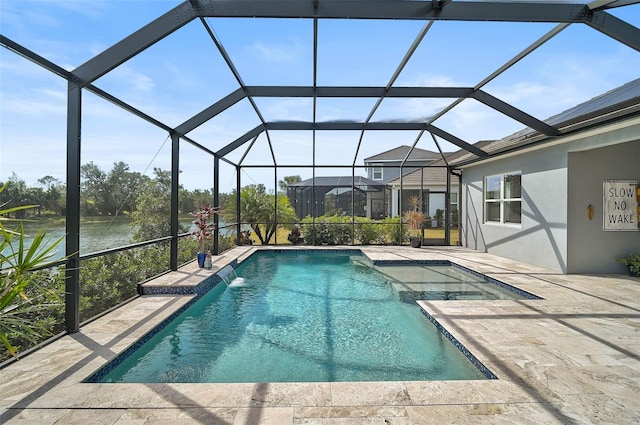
[248,225,460,246]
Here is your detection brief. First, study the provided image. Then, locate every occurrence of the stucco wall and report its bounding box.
[461,119,640,273]
[567,140,640,273]
[462,145,569,272]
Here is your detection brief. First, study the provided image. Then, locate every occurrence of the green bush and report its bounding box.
[434,209,444,228]
[450,209,459,226]
[218,234,236,253]
[0,268,65,362]
[354,217,377,245]
[79,244,170,321]
[326,215,353,244]
[300,215,406,246]
[379,216,406,245]
[300,216,321,245]
[300,215,354,245]
[1,182,66,360]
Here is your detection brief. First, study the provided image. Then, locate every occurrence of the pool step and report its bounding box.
[349,256,372,268]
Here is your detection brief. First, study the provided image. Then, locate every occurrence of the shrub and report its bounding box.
[354,217,377,245]
[1,182,66,360]
[301,215,407,245]
[300,215,353,245]
[379,216,406,245]
[326,215,353,244]
[79,244,169,321]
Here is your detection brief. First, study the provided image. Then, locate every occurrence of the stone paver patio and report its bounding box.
[1,246,639,424]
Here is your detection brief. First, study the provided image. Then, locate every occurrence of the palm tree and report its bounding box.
[0,183,65,359]
[223,185,298,244]
[278,175,302,193]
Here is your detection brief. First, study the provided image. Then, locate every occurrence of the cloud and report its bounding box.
[1,96,66,116]
[106,65,155,92]
[0,3,62,34]
[406,73,459,88]
[52,0,108,19]
[262,98,313,121]
[442,100,521,142]
[248,40,299,63]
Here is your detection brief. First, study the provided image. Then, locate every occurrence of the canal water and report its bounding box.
[5,218,195,259]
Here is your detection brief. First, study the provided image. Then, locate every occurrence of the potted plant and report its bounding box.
[189,205,219,267]
[403,196,425,248]
[405,210,425,248]
[617,253,640,277]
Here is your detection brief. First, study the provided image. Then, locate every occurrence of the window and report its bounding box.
[372,164,383,180]
[484,172,521,224]
[450,192,458,210]
[450,192,459,225]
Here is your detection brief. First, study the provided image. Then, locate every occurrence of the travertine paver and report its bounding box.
[1,245,639,424]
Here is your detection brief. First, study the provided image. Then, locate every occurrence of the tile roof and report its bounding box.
[386,166,450,186]
[363,145,445,162]
[288,176,386,189]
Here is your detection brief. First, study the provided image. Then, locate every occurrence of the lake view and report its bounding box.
[6,218,196,259]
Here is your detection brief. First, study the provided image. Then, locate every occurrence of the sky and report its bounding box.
[1,0,639,192]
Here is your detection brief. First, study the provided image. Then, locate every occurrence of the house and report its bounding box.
[384,143,493,220]
[454,78,640,274]
[285,74,639,271]
[363,145,448,218]
[363,145,443,183]
[286,146,448,220]
[286,176,387,219]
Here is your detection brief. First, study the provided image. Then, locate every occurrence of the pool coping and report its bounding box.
[2,245,639,424]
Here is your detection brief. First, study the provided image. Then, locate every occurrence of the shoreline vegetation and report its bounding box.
[12,215,196,227]
[13,216,457,245]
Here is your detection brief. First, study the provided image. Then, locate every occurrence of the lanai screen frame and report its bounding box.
[2,0,639,333]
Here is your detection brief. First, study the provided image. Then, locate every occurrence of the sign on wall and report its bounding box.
[603,180,639,231]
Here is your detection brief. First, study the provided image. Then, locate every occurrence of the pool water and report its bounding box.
[372,261,531,302]
[96,251,497,383]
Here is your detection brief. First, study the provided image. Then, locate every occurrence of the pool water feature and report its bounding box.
[91,251,529,384]
[217,264,246,287]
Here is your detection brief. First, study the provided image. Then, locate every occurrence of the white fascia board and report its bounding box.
[460,115,640,170]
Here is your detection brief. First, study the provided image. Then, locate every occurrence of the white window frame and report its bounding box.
[484,172,521,226]
[372,163,383,180]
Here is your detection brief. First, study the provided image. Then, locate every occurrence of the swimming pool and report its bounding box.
[372,261,537,302]
[89,251,535,383]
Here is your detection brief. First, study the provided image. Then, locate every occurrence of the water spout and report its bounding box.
[217,265,246,288]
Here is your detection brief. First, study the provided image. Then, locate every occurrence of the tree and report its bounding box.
[37,176,64,216]
[278,175,302,193]
[81,161,148,216]
[223,184,298,244]
[80,162,108,215]
[106,161,140,215]
[28,187,46,216]
[0,173,32,218]
[179,188,213,214]
[131,168,177,241]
